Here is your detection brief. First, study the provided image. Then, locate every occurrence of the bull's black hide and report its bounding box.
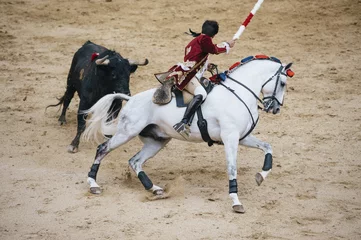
[47,41,148,153]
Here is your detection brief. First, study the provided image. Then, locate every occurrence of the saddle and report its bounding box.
[153,66,227,146]
[152,76,215,107]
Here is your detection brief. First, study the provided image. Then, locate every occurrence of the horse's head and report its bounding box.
[262,62,294,114]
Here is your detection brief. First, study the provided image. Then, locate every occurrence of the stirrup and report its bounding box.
[173,122,190,140]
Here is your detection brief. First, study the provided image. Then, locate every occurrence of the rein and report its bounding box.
[262,65,284,107]
[219,64,284,141]
[219,81,259,141]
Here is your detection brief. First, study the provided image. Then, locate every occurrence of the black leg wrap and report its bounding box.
[262,153,273,171]
[138,171,153,190]
[229,179,238,194]
[88,164,100,180]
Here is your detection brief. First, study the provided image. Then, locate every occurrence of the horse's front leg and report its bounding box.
[222,132,245,213]
[239,134,273,186]
[129,134,170,196]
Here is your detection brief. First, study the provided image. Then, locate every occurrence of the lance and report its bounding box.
[233,0,264,40]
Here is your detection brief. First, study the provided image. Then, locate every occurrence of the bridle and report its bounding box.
[219,63,286,140]
[261,65,285,112]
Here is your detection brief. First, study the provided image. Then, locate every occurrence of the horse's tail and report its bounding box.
[82,93,130,144]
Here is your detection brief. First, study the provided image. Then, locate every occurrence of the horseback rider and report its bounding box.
[172,20,236,138]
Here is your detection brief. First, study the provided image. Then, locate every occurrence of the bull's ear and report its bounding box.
[284,62,293,70]
[130,65,138,73]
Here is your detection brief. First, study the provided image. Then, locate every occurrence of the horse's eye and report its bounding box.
[280,81,286,87]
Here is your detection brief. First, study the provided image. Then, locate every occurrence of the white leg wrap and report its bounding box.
[87,177,100,188]
[229,193,242,206]
[149,184,163,192]
[259,169,271,180]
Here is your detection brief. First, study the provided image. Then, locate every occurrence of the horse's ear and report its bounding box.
[284,62,293,70]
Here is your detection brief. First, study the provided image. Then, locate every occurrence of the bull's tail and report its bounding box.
[45,95,65,109]
[82,93,130,143]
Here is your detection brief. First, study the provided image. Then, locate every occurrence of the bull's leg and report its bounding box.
[68,110,87,153]
[104,99,123,138]
[59,83,77,125]
[222,131,245,213]
[129,135,170,195]
[87,130,137,194]
[239,134,273,186]
[107,98,122,121]
[68,98,92,153]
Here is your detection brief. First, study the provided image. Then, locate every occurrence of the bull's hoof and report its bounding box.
[255,172,264,186]
[58,116,66,125]
[90,187,101,194]
[232,204,245,213]
[67,145,78,153]
[58,120,66,125]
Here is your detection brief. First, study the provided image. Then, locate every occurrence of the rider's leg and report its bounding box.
[173,78,207,138]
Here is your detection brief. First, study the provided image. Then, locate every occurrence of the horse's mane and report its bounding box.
[228,55,282,74]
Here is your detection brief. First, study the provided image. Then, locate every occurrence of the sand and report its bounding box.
[1,0,360,239]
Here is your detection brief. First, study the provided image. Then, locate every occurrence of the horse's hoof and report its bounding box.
[153,189,164,196]
[255,172,264,186]
[90,187,101,194]
[67,145,78,153]
[233,205,245,213]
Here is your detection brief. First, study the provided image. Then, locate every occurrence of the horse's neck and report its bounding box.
[227,60,278,98]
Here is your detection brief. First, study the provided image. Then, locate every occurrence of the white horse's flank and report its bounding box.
[83,58,293,213]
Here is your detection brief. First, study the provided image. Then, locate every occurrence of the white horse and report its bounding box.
[82,56,294,213]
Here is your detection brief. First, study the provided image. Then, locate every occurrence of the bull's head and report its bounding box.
[95,53,148,96]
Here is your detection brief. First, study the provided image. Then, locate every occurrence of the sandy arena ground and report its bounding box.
[1,0,361,239]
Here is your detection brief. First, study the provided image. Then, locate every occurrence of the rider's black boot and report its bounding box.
[173,94,203,139]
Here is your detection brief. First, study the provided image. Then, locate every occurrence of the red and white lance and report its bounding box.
[233,0,264,40]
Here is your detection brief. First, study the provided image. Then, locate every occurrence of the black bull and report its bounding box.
[47,41,148,153]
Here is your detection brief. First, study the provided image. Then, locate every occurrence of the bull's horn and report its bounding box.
[95,55,110,65]
[128,58,149,66]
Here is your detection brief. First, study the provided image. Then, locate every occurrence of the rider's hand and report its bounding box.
[227,39,236,48]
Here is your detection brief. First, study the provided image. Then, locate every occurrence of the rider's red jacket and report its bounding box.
[155,34,229,90]
[184,34,228,63]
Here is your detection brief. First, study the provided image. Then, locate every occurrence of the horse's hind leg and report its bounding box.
[239,134,273,186]
[87,132,137,194]
[129,125,171,195]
